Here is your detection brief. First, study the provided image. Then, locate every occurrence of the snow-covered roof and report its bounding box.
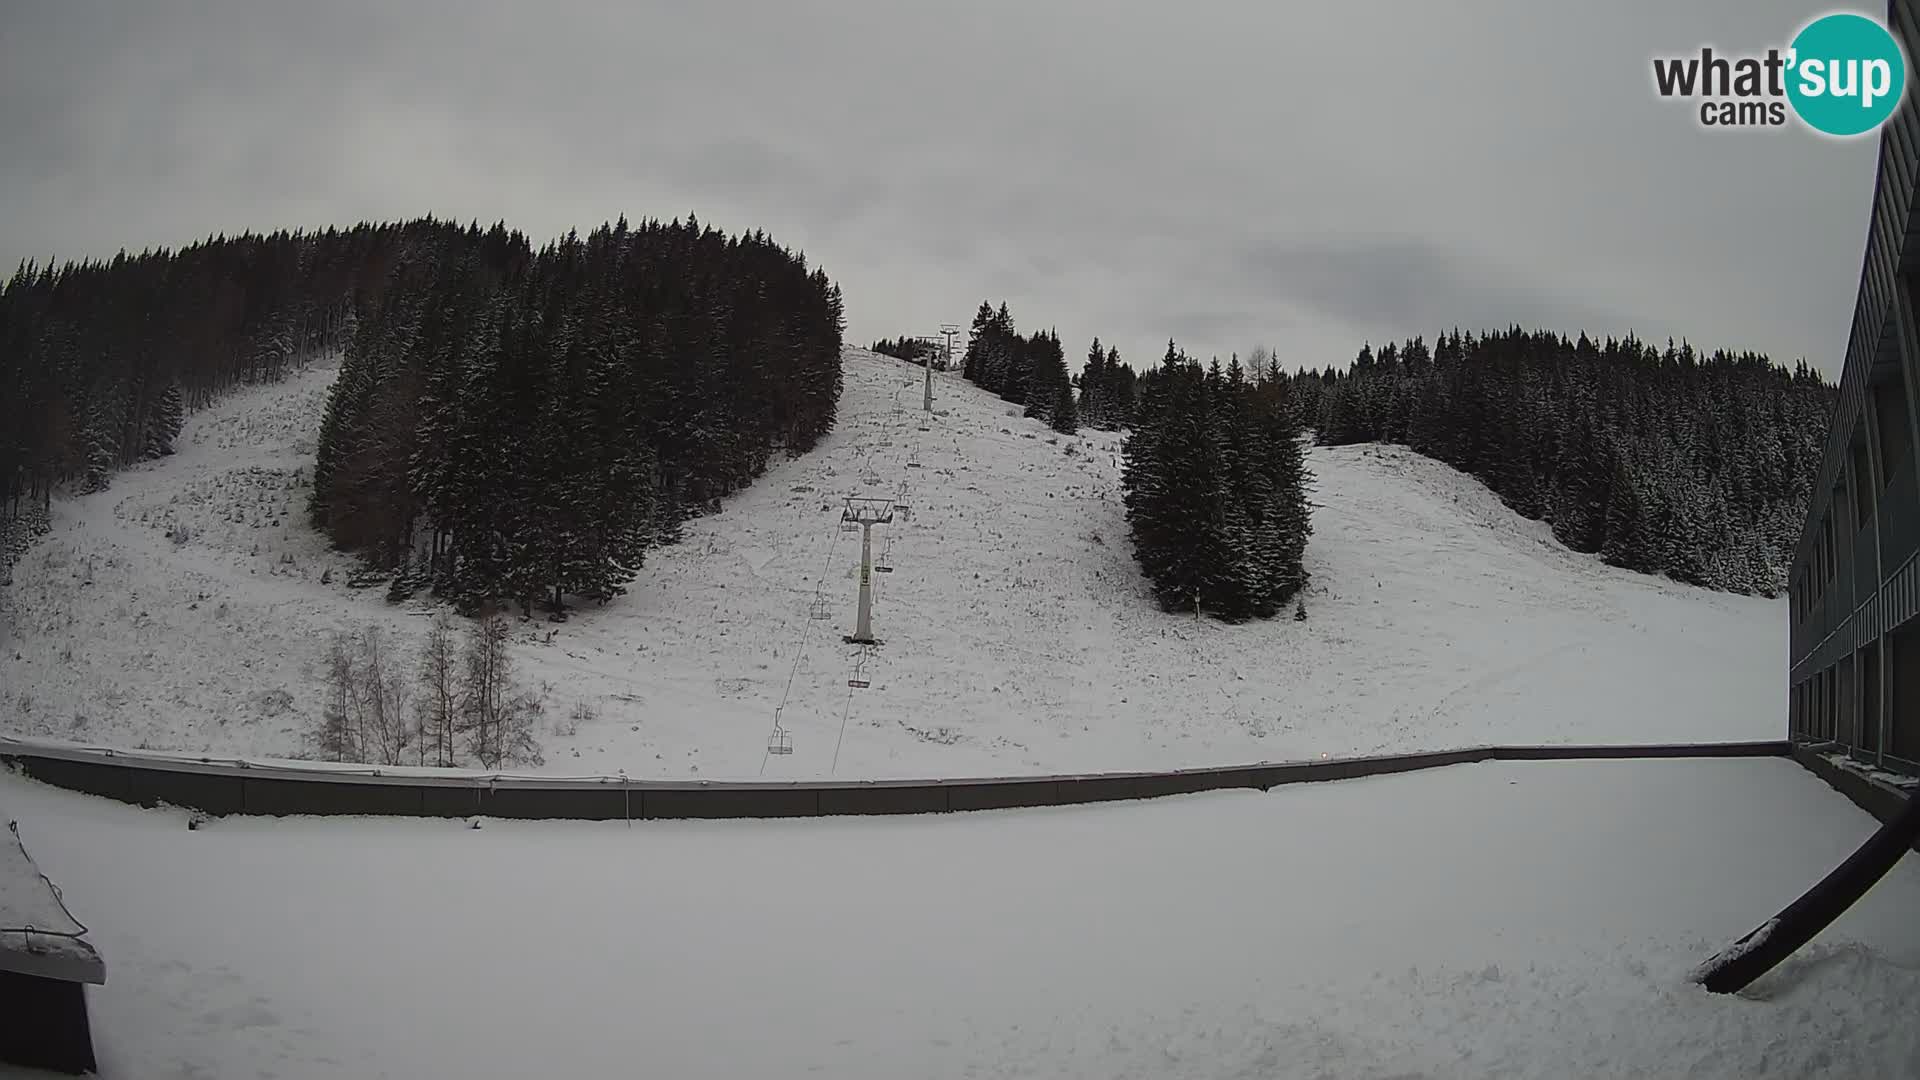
[0,820,104,984]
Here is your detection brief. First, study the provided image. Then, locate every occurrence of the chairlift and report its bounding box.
[848,678,870,689]
[840,520,859,533]
[767,727,793,755]
[808,596,832,620]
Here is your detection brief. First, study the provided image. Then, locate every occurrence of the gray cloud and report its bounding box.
[0,0,1880,376]
[1235,238,1632,346]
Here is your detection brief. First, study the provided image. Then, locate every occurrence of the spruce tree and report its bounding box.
[1078,337,1107,427]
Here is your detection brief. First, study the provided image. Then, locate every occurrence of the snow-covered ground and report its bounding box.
[3,757,1915,1078]
[0,348,1784,779]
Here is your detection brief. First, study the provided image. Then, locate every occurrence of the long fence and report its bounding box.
[0,736,1791,821]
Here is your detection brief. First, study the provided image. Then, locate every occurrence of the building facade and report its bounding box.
[1787,0,1920,774]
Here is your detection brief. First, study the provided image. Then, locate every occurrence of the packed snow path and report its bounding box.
[5,759,1916,1078]
[0,349,1782,778]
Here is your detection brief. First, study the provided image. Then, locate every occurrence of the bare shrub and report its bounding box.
[555,699,594,738]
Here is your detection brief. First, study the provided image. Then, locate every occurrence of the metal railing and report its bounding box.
[0,735,1792,822]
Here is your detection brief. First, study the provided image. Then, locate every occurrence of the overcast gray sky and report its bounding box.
[0,0,1880,375]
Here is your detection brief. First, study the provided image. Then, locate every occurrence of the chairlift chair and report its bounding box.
[767,727,793,755]
[808,596,832,620]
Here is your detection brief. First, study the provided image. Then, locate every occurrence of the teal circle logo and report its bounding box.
[1786,13,1907,136]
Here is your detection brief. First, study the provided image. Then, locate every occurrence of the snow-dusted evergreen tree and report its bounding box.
[1076,340,1138,430]
[1123,342,1309,621]
[1104,346,1137,428]
[870,336,938,365]
[1305,328,1836,597]
[1123,343,1206,611]
[1078,338,1107,427]
[2,225,388,512]
[143,382,184,459]
[1019,329,1076,433]
[961,305,1080,434]
[307,215,843,616]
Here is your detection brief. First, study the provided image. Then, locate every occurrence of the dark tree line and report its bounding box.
[0,223,435,516]
[1076,337,1138,429]
[1124,343,1311,621]
[961,301,1077,434]
[309,215,845,616]
[1303,328,1836,595]
[869,335,948,367]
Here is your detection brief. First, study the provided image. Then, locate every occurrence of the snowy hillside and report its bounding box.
[0,348,1783,778]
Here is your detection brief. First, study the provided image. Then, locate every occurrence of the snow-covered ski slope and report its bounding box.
[0,348,1782,779]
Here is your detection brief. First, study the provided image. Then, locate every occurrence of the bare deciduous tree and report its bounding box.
[462,614,543,769]
[416,614,460,767]
[318,632,359,761]
[313,624,415,766]
[357,626,411,766]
